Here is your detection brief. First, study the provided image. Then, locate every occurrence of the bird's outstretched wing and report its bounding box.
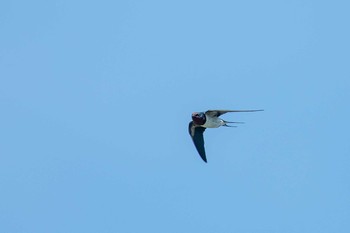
[205,109,263,117]
[188,121,207,163]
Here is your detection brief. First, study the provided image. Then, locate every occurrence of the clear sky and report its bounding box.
[1,0,349,232]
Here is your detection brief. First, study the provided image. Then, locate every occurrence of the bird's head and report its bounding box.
[192,112,206,125]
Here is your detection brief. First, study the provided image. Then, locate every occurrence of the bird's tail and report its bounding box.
[223,120,244,127]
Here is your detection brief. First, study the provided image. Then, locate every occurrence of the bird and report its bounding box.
[188,109,263,163]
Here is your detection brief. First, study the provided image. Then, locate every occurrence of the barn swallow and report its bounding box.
[188,109,263,163]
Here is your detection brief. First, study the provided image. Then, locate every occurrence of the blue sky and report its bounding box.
[1,0,349,232]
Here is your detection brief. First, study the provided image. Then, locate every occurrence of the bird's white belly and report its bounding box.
[203,116,223,128]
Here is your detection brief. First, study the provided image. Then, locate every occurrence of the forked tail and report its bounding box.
[223,120,244,127]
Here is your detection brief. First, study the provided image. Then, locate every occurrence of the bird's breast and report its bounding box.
[202,116,223,128]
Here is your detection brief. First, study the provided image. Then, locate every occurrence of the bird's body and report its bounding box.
[188,109,263,163]
[202,114,224,128]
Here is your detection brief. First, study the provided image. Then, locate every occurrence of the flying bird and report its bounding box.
[188,109,263,163]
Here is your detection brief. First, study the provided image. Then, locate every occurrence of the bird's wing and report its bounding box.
[188,121,207,163]
[205,109,264,117]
